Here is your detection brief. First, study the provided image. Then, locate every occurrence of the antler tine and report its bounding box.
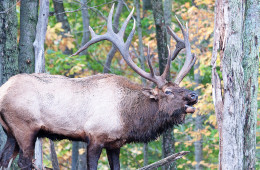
[70,26,108,56]
[118,8,135,38]
[166,26,185,61]
[107,4,115,32]
[174,16,196,85]
[71,4,116,57]
[161,45,171,80]
[147,44,155,77]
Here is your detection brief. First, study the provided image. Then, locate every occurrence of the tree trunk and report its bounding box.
[50,140,60,170]
[143,0,152,11]
[242,0,259,168]
[53,0,72,55]
[211,0,224,168]
[151,0,168,74]
[103,0,123,73]
[33,1,49,169]
[134,0,148,164]
[0,0,19,152]
[79,0,90,55]
[71,0,90,167]
[71,142,79,170]
[152,1,173,170]
[194,62,203,170]
[18,0,38,74]
[164,0,172,45]
[135,0,146,84]
[211,0,259,169]
[77,142,87,170]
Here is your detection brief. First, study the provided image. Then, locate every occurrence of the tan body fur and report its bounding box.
[0,74,140,148]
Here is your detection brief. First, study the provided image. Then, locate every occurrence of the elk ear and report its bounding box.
[142,88,159,100]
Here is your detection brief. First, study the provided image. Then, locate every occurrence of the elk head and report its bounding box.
[72,4,198,121]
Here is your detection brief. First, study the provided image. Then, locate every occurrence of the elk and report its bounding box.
[0,4,197,170]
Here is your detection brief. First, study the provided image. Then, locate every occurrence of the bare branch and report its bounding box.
[137,151,189,170]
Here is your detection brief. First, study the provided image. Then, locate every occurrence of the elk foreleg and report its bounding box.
[13,130,38,170]
[106,148,120,170]
[87,143,102,170]
[18,149,34,170]
[0,135,19,168]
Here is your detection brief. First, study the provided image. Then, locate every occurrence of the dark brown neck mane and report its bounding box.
[121,92,185,143]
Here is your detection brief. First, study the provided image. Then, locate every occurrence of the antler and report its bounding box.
[72,4,167,88]
[72,5,195,87]
[167,17,196,85]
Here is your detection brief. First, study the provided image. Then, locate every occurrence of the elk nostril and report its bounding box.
[190,93,197,100]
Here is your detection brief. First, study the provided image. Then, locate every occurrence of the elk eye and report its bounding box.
[165,91,172,95]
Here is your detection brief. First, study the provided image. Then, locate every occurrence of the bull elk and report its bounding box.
[0,4,197,170]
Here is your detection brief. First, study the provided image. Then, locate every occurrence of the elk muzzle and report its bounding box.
[184,92,198,113]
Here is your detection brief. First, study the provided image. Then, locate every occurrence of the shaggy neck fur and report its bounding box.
[121,91,185,144]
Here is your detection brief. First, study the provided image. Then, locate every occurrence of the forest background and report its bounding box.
[0,0,259,169]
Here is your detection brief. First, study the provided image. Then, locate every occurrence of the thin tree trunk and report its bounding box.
[0,0,19,153]
[18,0,39,74]
[53,0,72,55]
[77,142,87,170]
[71,142,79,170]
[134,0,148,164]
[34,0,49,73]
[211,0,224,168]
[242,0,259,168]
[163,1,176,170]
[143,0,152,11]
[152,1,173,170]
[143,143,148,166]
[50,140,60,170]
[164,0,172,45]
[33,1,49,169]
[151,0,168,74]
[134,0,146,84]
[103,0,123,73]
[71,0,90,167]
[194,62,203,170]
[79,0,90,55]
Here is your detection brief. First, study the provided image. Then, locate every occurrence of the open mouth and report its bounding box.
[185,105,196,113]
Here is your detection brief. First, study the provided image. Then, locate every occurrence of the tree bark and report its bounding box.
[0,0,19,152]
[151,0,168,74]
[18,0,39,74]
[194,62,203,170]
[79,0,90,55]
[77,142,87,170]
[50,140,60,170]
[152,1,173,170]
[34,0,49,74]
[211,0,224,168]
[33,1,49,169]
[53,0,72,55]
[71,142,79,170]
[134,0,148,164]
[71,0,90,167]
[135,0,146,84]
[164,0,172,45]
[103,0,123,73]
[242,0,259,168]
[143,0,152,11]
[212,0,259,169]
